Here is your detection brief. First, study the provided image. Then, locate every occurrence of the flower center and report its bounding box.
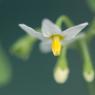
[50,34,64,56]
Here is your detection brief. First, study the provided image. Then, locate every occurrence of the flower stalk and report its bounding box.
[79,39,94,82]
[56,15,74,28]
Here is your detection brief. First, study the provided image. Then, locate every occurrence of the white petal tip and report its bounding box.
[18,24,25,27]
[42,19,51,26]
[42,18,49,22]
[81,22,88,26]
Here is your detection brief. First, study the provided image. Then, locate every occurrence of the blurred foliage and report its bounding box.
[10,35,36,60]
[0,45,12,87]
[87,0,95,13]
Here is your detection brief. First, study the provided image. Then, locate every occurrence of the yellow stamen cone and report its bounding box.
[51,36,62,56]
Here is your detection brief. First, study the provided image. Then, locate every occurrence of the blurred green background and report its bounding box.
[0,0,95,95]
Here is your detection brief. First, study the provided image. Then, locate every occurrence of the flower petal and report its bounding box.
[62,22,88,40]
[62,40,73,46]
[39,40,51,53]
[62,33,86,46]
[19,24,43,40]
[42,19,61,37]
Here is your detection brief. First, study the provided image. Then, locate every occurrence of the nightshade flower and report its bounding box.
[19,19,88,56]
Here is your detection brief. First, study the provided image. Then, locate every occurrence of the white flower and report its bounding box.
[54,67,69,84]
[19,19,88,56]
[83,70,95,82]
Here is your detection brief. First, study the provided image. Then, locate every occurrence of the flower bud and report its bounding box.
[54,67,69,84]
[53,47,69,84]
[10,35,36,60]
[83,69,94,82]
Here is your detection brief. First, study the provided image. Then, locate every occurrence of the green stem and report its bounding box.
[86,18,95,41]
[56,15,74,28]
[57,47,68,69]
[55,16,73,69]
[88,18,95,32]
[79,39,93,72]
[79,40,91,63]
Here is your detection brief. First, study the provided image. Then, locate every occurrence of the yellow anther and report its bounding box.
[51,36,62,56]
